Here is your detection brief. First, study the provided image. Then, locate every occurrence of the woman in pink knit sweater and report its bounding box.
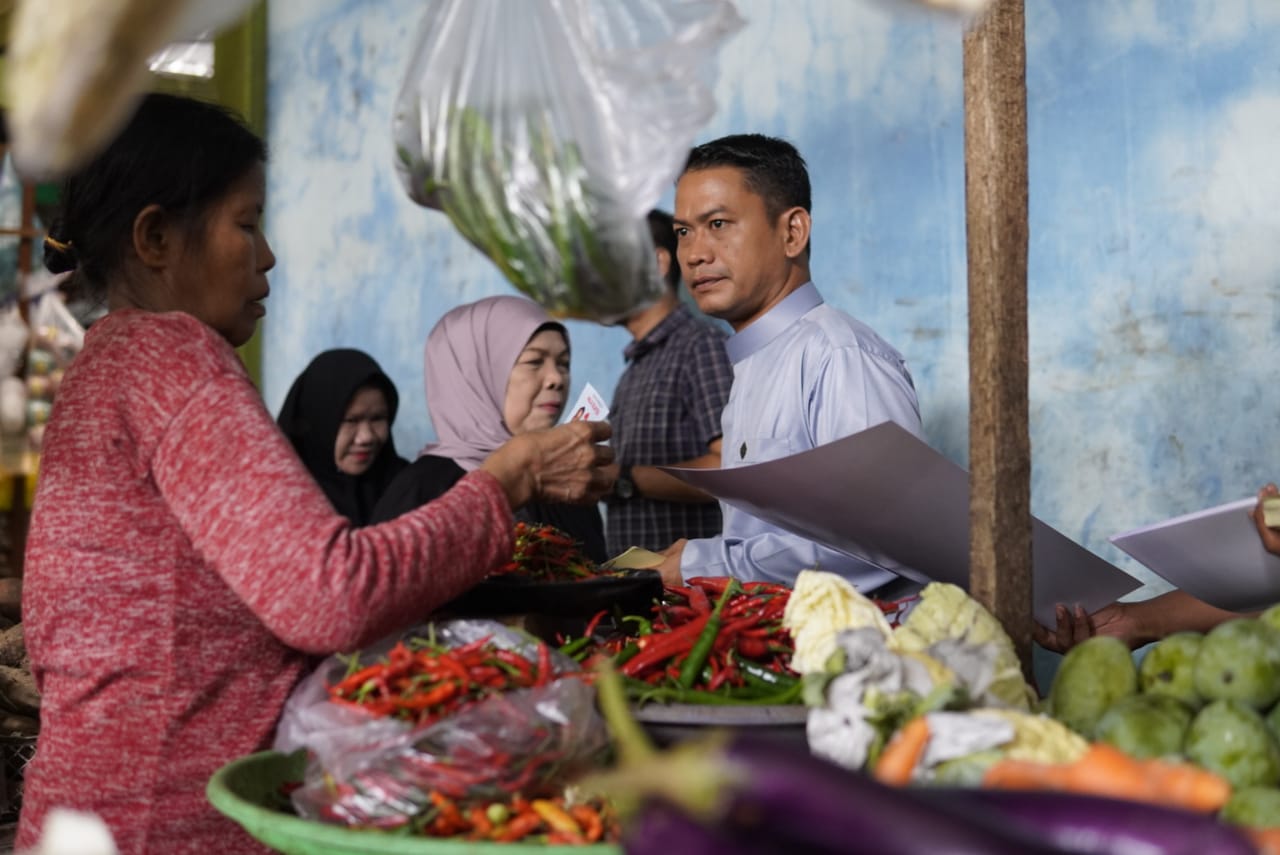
[17,94,613,854]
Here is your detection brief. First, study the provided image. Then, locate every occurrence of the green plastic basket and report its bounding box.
[207,751,623,855]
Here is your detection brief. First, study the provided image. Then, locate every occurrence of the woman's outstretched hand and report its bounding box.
[482,420,615,509]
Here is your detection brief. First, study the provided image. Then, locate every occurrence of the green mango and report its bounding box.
[1194,618,1280,709]
[1094,693,1193,760]
[1265,700,1280,745]
[1049,636,1138,738]
[1185,699,1280,789]
[1139,631,1203,709]
[1259,604,1280,634]
[1220,786,1280,829]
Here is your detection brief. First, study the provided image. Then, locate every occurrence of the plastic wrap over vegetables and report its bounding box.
[392,0,745,322]
[274,620,608,829]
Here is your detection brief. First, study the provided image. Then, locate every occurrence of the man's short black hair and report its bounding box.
[683,133,811,221]
[647,209,680,290]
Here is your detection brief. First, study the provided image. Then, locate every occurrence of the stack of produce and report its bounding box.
[773,570,1277,851]
[579,662,1257,854]
[1039,613,1280,845]
[782,571,1042,773]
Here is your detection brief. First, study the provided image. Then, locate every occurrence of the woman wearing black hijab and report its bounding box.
[277,349,409,525]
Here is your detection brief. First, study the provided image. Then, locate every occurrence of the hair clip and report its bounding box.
[44,235,74,254]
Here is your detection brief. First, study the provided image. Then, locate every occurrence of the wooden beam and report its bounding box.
[963,0,1032,674]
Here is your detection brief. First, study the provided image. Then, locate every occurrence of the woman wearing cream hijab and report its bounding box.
[372,296,606,560]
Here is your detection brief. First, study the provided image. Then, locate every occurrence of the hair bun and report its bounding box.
[43,234,79,274]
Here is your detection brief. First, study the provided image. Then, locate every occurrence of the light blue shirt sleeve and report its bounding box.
[681,528,896,587]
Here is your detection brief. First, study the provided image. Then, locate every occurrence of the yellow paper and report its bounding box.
[600,547,664,570]
[1264,496,1280,529]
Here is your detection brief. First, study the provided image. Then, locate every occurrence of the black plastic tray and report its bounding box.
[443,569,664,618]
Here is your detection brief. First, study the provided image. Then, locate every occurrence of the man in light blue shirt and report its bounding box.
[655,133,924,591]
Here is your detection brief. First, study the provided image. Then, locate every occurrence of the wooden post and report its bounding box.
[963,0,1032,674]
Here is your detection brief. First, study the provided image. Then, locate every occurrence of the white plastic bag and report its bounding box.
[25,291,85,451]
[392,0,744,322]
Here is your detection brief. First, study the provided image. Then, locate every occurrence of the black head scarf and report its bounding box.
[277,349,409,525]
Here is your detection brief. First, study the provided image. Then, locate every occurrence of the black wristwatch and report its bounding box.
[613,464,637,500]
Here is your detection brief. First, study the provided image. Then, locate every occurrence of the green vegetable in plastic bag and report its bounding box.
[391,0,744,322]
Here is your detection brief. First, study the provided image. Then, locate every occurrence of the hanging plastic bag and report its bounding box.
[392,0,744,323]
[24,291,85,452]
[4,0,258,179]
[274,619,608,828]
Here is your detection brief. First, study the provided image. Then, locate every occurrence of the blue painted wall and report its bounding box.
[263,0,1280,600]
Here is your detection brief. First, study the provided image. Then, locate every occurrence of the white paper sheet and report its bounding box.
[1110,497,1280,613]
[661,422,1141,625]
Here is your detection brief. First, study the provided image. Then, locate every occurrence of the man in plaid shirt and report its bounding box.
[604,210,734,555]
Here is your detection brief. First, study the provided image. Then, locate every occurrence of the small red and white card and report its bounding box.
[564,382,608,423]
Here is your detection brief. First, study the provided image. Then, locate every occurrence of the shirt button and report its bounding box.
[739,442,747,459]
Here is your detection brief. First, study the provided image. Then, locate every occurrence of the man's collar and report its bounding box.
[624,303,693,361]
[725,282,823,363]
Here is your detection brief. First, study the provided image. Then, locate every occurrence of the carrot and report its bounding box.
[981,758,1073,791]
[1063,743,1153,799]
[982,743,1232,814]
[874,715,931,786]
[493,810,543,842]
[1246,827,1280,855]
[1141,755,1231,813]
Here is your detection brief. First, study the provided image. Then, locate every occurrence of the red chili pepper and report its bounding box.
[330,662,384,695]
[737,636,769,659]
[619,615,711,676]
[570,804,606,842]
[493,812,543,842]
[687,576,733,594]
[583,609,608,639]
[398,680,459,711]
[536,640,553,685]
[662,604,699,624]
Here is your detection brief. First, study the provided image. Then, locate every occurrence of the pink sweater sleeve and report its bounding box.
[151,370,515,654]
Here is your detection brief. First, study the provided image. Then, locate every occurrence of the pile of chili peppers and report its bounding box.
[312,630,610,836]
[493,522,626,582]
[391,791,617,843]
[494,522,593,581]
[328,634,555,725]
[564,578,919,705]
[565,577,801,704]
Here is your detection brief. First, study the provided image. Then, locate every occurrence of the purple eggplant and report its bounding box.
[623,800,790,855]
[922,788,1256,855]
[583,665,1074,855]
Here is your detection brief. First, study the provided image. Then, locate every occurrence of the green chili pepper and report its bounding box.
[613,642,641,668]
[558,636,592,659]
[677,581,738,690]
[738,660,799,692]
[621,615,653,636]
[623,676,802,706]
